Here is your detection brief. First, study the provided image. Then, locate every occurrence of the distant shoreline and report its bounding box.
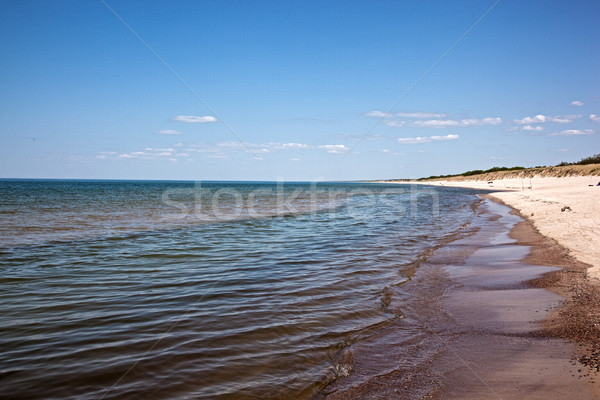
[369,162,600,184]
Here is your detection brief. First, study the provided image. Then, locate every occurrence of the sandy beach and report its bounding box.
[344,173,600,398]
[319,195,600,398]
[415,176,600,280]
[434,199,600,399]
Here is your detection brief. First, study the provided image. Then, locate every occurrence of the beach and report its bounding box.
[404,175,600,398]
[2,179,600,399]
[434,197,600,399]
[319,195,600,399]
[414,175,600,280]
[3,0,600,398]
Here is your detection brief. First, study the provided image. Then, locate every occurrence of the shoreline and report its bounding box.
[380,176,600,280]
[496,194,600,379]
[319,193,600,398]
[432,197,600,399]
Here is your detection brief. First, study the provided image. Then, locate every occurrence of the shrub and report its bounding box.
[575,154,600,165]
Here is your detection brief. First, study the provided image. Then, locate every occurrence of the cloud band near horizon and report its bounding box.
[173,115,217,123]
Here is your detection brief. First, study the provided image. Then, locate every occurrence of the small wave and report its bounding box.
[0,181,487,399]
[330,346,354,378]
[380,285,394,308]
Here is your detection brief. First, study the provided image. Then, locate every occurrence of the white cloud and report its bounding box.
[385,120,406,127]
[108,147,180,160]
[367,111,501,128]
[431,134,459,140]
[334,133,391,141]
[514,114,547,124]
[157,129,181,135]
[173,115,217,123]
[276,142,310,150]
[97,151,117,159]
[411,118,501,128]
[397,134,459,144]
[397,137,429,144]
[514,114,581,124]
[214,142,310,152]
[216,141,246,149]
[380,149,401,156]
[522,125,544,131]
[184,141,349,156]
[365,111,446,118]
[411,119,459,128]
[590,114,600,123]
[207,154,229,159]
[101,141,354,162]
[399,112,446,118]
[550,115,581,123]
[364,111,389,118]
[318,144,349,153]
[571,100,584,106]
[549,129,594,136]
[465,117,503,126]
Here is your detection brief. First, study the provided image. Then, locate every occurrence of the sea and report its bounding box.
[0,180,491,399]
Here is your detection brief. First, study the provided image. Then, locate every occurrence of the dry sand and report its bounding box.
[414,176,600,280]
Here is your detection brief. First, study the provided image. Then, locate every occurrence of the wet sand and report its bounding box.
[409,176,600,279]
[318,197,600,399]
[433,198,600,399]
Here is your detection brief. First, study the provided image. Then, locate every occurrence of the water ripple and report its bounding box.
[0,181,486,399]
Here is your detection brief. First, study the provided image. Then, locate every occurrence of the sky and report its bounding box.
[1,0,599,181]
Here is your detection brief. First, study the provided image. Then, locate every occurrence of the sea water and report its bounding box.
[0,180,488,399]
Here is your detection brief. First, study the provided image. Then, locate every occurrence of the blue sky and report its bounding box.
[1,0,599,181]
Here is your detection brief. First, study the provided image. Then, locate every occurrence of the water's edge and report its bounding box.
[1,181,490,399]
[318,197,599,399]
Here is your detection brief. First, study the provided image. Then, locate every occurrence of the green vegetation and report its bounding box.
[419,154,599,181]
[418,166,525,181]
[559,153,600,166]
